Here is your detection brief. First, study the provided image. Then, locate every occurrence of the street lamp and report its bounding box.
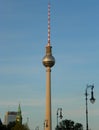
[56,108,63,128]
[85,84,95,130]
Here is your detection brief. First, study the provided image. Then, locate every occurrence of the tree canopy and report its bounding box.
[56,119,83,130]
[11,123,28,130]
[0,122,30,130]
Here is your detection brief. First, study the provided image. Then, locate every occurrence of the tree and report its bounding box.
[11,122,30,130]
[74,123,83,130]
[0,120,30,130]
[7,122,16,130]
[0,124,7,130]
[56,119,83,130]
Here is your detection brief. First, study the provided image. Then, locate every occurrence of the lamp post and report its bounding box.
[85,84,95,130]
[56,108,63,128]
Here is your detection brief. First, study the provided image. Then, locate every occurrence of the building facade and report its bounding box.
[4,111,17,125]
[4,104,22,125]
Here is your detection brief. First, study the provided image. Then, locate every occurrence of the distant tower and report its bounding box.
[16,104,22,124]
[42,2,55,130]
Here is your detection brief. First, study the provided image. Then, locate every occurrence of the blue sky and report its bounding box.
[0,0,99,130]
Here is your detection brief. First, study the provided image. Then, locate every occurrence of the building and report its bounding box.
[4,104,22,125]
[4,111,17,125]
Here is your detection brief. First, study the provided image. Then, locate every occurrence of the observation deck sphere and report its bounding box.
[42,55,55,68]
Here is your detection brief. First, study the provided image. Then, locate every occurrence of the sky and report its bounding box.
[0,0,99,130]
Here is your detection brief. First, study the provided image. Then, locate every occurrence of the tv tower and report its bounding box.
[42,2,55,130]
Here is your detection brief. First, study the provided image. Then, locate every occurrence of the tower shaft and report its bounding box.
[45,67,52,130]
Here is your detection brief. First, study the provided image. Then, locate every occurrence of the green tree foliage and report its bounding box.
[7,122,16,130]
[11,123,30,130]
[56,119,83,130]
[0,124,7,130]
[0,122,30,130]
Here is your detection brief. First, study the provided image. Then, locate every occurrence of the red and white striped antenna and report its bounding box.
[47,1,51,46]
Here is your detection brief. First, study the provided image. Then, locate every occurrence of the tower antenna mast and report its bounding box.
[47,1,51,46]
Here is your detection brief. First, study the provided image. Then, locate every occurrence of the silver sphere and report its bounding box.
[42,55,55,68]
